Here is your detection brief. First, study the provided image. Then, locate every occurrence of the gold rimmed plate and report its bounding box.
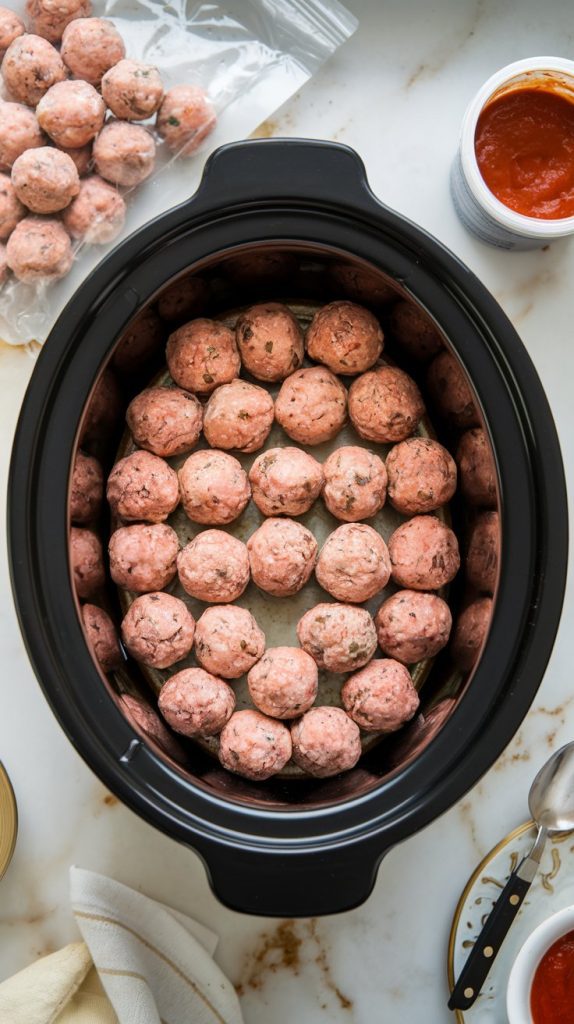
[0,762,17,880]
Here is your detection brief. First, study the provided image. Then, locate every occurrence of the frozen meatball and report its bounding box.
[427,351,479,428]
[60,18,125,84]
[2,34,66,106]
[275,366,347,446]
[112,306,163,373]
[178,450,250,525]
[466,511,499,593]
[120,693,184,760]
[0,242,7,285]
[223,250,298,288]
[322,446,387,522]
[291,706,361,778]
[456,428,497,507]
[70,449,103,524]
[330,262,396,305]
[166,318,239,394]
[93,122,156,188]
[0,103,45,172]
[156,85,216,156]
[106,450,179,524]
[102,59,164,121]
[307,300,384,375]
[247,517,317,598]
[0,6,25,57]
[375,590,452,664]
[12,147,79,214]
[126,386,202,457]
[36,80,104,148]
[316,523,391,603]
[249,447,324,517]
[121,592,195,669]
[157,274,209,323]
[108,523,178,593]
[297,602,377,673]
[58,142,92,177]
[219,709,291,781]
[342,659,420,733]
[390,300,442,361]
[62,175,125,243]
[349,365,425,443]
[0,173,24,240]
[451,597,493,671]
[81,603,122,672]
[81,367,122,442]
[26,0,91,42]
[386,437,457,515]
[248,647,318,719]
[70,526,104,598]
[159,668,235,738]
[388,515,460,590]
[236,302,304,382]
[177,530,249,603]
[203,380,274,454]
[6,216,73,281]
[194,605,265,679]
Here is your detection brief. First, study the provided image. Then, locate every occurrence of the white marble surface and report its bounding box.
[2,0,574,1020]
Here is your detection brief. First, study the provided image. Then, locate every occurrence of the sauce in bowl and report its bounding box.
[531,928,574,1023]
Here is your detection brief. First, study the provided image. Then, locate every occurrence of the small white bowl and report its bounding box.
[507,905,574,1023]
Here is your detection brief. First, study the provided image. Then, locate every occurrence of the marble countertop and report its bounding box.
[1,0,574,1020]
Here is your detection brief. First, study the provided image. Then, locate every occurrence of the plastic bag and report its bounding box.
[0,0,357,345]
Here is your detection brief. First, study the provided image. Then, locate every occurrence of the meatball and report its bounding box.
[93,122,156,188]
[0,103,45,172]
[112,306,163,373]
[121,592,195,669]
[2,34,66,106]
[342,659,420,733]
[235,302,304,382]
[386,437,457,515]
[157,274,209,323]
[159,668,235,738]
[0,173,24,240]
[388,515,460,590]
[329,262,396,306]
[166,318,239,395]
[36,81,105,148]
[108,523,178,593]
[177,530,250,604]
[26,0,91,42]
[12,147,79,214]
[451,597,493,671]
[0,242,7,285]
[120,693,184,760]
[223,250,298,287]
[306,300,383,375]
[156,85,216,156]
[58,142,92,177]
[466,511,499,594]
[194,605,265,679]
[348,365,425,443]
[249,447,324,517]
[126,386,202,458]
[62,175,125,244]
[0,6,25,58]
[219,709,291,781]
[390,300,442,361]
[102,59,164,121]
[178,450,250,526]
[316,523,391,603]
[70,526,104,598]
[60,17,125,84]
[322,446,387,522]
[203,380,274,454]
[427,351,479,428]
[247,517,317,598]
[375,590,452,664]
[297,602,377,673]
[274,366,347,446]
[248,647,318,719]
[6,216,73,281]
[81,603,122,672]
[70,449,103,524]
[81,367,122,442]
[291,706,361,778]
[106,450,178,524]
[456,428,497,507]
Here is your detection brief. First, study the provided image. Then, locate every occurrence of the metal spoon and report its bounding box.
[448,741,574,1012]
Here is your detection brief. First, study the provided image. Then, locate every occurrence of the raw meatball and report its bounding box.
[375,590,452,664]
[322,446,387,522]
[386,437,457,515]
[348,365,425,443]
[106,450,179,524]
[427,350,479,428]
[70,449,103,523]
[108,523,178,593]
[341,659,420,732]
[12,147,79,214]
[81,603,122,672]
[219,709,291,781]
[247,517,317,598]
[316,523,391,603]
[93,122,155,188]
[126,386,202,457]
[249,447,324,517]
[36,80,105,148]
[178,450,250,525]
[248,647,318,719]
[456,428,497,507]
[121,592,195,669]
[166,318,239,394]
[0,242,7,285]
[120,693,184,760]
[203,380,274,454]
[329,262,397,305]
[0,6,25,57]
[102,59,164,121]
[26,0,91,42]
[70,526,104,598]
[390,300,442,361]
[159,668,235,738]
[223,250,298,287]
[6,216,73,281]
[274,366,347,446]
[60,17,125,84]
[291,706,361,778]
[112,306,163,373]
[451,597,493,671]
[306,300,383,375]
[58,142,92,177]
[0,173,24,240]
[62,175,125,243]
[157,274,209,323]
[466,511,499,593]
[81,366,122,441]
[388,515,460,590]
[2,34,66,106]
[0,103,45,172]
[156,85,216,155]
[177,530,249,603]
[235,302,304,382]
[297,602,377,673]
[194,605,265,679]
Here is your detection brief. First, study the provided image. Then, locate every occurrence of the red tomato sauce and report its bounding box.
[475,87,574,219]
[531,929,574,1023]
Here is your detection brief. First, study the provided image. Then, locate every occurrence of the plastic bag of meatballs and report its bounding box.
[0,0,357,344]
